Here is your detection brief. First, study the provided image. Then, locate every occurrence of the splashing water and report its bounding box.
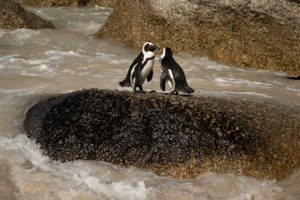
[0,5,299,200]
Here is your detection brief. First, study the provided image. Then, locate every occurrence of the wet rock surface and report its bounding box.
[0,0,55,29]
[22,0,117,7]
[24,89,300,180]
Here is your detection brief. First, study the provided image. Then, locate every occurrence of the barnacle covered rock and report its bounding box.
[24,89,300,180]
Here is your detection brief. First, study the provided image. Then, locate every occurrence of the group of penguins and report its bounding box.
[119,42,195,95]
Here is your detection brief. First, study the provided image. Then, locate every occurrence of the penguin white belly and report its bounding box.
[139,59,154,84]
[168,69,175,91]
[167,80,173,89]
[130,63,138,88]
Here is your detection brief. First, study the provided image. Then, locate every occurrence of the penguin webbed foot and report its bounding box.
[133,86,144,93]
[169,91,178,95]
[148,90,156,93]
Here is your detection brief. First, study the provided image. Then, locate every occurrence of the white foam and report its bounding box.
[196,89,273,99]
[214,77,273,87]
[214,77,231,86]
[37,64,50,71]
[0,30,5,37]
[94,5,113,11]
[0,54,20,62]
[27,59,49,65]
[20,64,55,77]
[207,64,230,71]
[9,57,28,64]
[286,87,300,94]
[110,181,147,199]
[45,50,80,57]
[220,91,272,98]
[62,69,76,75]
[0,135,149,200]
[0,134,288,200]
[86,22,102,32]
[11,29,41,41]
[0,88,30,94]
[0,86,48,97]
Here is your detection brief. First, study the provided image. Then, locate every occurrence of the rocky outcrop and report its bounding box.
[22,0,117,7]
[0,0,55,29]
[96,0,300,76]
[19,0,300,75]
[24,89,300,180]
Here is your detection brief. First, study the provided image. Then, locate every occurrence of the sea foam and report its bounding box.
[0,134,287,200]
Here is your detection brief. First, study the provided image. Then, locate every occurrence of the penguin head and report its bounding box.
[161,47,173,59]
[142,42,160,54]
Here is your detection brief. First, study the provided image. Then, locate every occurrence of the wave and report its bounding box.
[0,134,286,200]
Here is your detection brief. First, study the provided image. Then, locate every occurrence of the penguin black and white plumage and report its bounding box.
[159,47,195,95]
[119,42,159,92]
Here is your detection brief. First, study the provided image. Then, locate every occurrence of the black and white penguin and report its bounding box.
[119,42,160,92]
[159,47,195,95]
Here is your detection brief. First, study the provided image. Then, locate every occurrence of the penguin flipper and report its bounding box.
[133,63,142,88]
[121,53,143,87]
[147,69,153,82]
[160,71,168,91]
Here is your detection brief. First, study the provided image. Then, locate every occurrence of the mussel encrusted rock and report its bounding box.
[24,89,300,180]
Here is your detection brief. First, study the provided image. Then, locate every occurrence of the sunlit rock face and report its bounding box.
[96,0,300,76]
[19,0,300,75]
[0,0,54,29]
[24,89,300,180]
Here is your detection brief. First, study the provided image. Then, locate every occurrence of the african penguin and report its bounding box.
[159,47,195,95]
[119,42,160,92]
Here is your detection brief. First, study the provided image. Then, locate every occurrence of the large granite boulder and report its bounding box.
[96,0,300,76]
[24,89,300,180]
[20,0,300,75]
[0,0,55,29]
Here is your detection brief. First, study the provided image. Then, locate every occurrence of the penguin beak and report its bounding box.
[155,45,160,51]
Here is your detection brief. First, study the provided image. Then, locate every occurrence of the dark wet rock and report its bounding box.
[0,0,55,29]
[24,89,300,180]
[22,0,79,7]
[96,0,300,76]
[22,0,117,7]
[287,76,300,80]
[289,0,300,4]
[86,0,117,7]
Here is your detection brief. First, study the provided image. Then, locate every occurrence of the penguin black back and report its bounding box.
[160,47,194,94]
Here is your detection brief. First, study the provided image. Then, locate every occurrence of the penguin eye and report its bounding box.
[144,44,154,52]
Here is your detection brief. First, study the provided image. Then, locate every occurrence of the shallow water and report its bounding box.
[0,5,299,200]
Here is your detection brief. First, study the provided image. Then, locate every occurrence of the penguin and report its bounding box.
[119,42,160,92]
[159,47,195,95]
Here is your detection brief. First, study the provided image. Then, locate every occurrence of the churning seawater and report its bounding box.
[0,5,300,200]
